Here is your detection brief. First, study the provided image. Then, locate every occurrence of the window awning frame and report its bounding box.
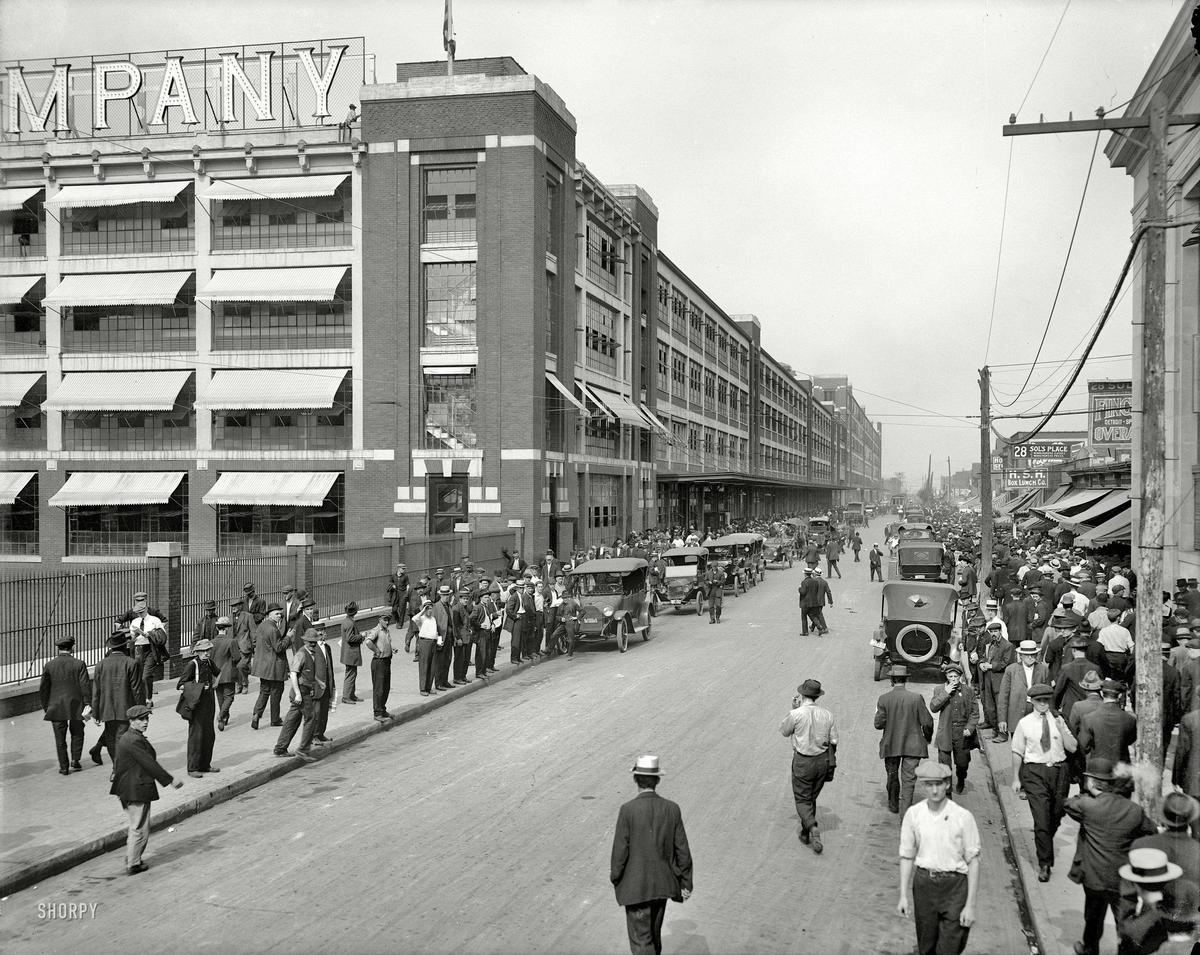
[0,274,42,305]
[0,471,36,505]
[0,186,43,212]
[201,174,349,202]
[0,372,44,408]
[43,370,191,412]
[43,271,193,308]
[590,385,646,428]
[202,471,341,507]
[637,402,672,437]
[545,373,589,415]
[196,266,349,303]
[195,369,348,411]
[49,471,185,507]
[45,181,191,209]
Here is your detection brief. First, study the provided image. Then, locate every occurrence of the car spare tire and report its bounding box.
[894,623,939,665]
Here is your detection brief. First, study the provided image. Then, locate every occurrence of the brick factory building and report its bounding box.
[0,43,881,569]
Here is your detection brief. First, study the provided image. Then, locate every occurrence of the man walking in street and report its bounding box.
[869,543,884,582]
[930,663,978,795]
[110,704,183,875]
[704,562,725,624]
[363,610,396,721]
[90,628,143,774]
[273,629,329,761]
[40,636,91,775]
[780,679,839,853]
[802,568,834,635]
[897,760,980,955]
[825,536,843,579]
[250,603,287,730]
[610,755,693,955]
[312,625,336,745]
[1011,683,1077,882]
[875,665,934,815]
[210,615,240,732]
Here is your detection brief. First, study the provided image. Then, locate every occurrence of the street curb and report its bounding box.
[978,737,1047,955]
[0,652,546,898]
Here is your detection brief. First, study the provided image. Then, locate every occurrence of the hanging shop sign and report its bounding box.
[1004,469,1049,490]
[3,37,364,137]
[1009,438,1085,466]
[1088,380,1133,449]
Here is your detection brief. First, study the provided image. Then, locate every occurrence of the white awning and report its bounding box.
[0,372,43,407]
[43,271,192,308]
[49,471,185,507]
[637,402,672,437]
[0,471,36,505]
[580,383,616,422]
[590,386,646,428]
[197,266,348,303]
[44,370,190,412]
[1034,487,1113,523]
[45,180,190,209]
[545,373,589,414]
[203,471,340,507]
[201,174,348,201]
[196,369,347,410]
[0,274,42,305]
[0,186,43,212]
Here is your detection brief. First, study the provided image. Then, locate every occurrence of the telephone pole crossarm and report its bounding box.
[1003,114,1200,137]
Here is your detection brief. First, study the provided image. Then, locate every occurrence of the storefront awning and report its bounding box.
[1074,505,1133,548]
[997,488,1039,515]
[0,372,43,407]
[196,369,347,410]
[197,266,348,303]
[45,180,190,209]
[44,370,190,412]
[201,174,348,201]
[1034,487,1114,523]
[580,383,616,422]
[545,373,589,414]
[638,402,672,437]
[590,386,646,428]
[0,471,36,505]
[0,185,43,212]
[1058,489,1131,532]
[43,271,192,308]
[202,471,340,507]
[49,471,185,507]
[0,274,42,305]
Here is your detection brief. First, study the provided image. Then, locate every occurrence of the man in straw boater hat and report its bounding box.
[1116,846,1199,954]
[610,755,693,955]
[897,760,980,955]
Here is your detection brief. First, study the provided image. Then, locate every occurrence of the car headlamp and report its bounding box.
[603,607,614,617]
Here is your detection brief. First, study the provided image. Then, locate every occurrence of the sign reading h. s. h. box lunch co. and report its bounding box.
[2,37,364,137]
[1088,380,1132,450]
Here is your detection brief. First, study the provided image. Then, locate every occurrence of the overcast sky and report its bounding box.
[1,0,1179,489]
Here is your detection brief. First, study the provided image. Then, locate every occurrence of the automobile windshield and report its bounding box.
[898,527,934,540]
[707,547,733,560]
[667,556,701,566]
[571,573,626,596]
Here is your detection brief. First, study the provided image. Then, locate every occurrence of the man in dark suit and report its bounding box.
[340,602,364,704]
[111,704,183,874]
[610,755,693,955]
[210,616,241,732]
[231,597,255,693]
[1054,635,1099,724]
[997,641,1050,742]
[89,628,143,773]
[242,582,268,625]
[977,620,1015,734]
[1064,756,1157,955]
[1077,679,1138,765]
[40,636,92,775]
[312,625,337,745]
[250,603,287,730]
[875,665,934,815]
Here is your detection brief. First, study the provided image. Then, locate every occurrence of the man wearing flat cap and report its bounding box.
[930,664,978,795]
[111,703,183,875]
[781,679,839,852]
[1064,756,1156,955]
[274,627,328,761]
[40,636,92,775]
[898,760,980,955]
[1011,683,1077,882]
[209,616,240,733]
[90,628,143,774]
[610,755,693,955]
[192,598,219,651]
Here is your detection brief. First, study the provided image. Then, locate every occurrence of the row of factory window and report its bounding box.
[656,343,751,425]
[0,473,344,559]
[655,280,751,378]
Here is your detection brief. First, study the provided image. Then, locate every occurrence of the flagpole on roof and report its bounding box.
[444,0,456,76]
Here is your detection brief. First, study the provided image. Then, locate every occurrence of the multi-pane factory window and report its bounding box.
[66,299,195,353]
[212,187,351,250]
[585,221,618,294]
[422,372,478,450]
[62,189,194,255]
[0,285,45,352]
[213,377,351,451]
[68,479,188,558]
[423,262,476,346]
[0,376,45,451]
[217,475,343,555]
[0,473,37,555]
[423,167,477,244]
[64,380,195,451]
[584,296,619,377]
[212,275,349,351]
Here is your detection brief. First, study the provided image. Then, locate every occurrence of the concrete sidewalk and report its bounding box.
[0,630,540,897]
[980,733,1133,955]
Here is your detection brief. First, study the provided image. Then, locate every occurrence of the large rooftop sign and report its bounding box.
[2,37,364,139]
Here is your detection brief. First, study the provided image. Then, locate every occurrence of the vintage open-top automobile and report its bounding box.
[659,546,708,614]
[870,580,960,680]
[705,533,766,589]
[763,536,794,569]
[566,557,653,652]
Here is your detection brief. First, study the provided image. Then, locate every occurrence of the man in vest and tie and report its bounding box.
[273,627,330,761]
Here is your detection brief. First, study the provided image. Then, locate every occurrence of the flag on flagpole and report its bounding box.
[444,0,456,56]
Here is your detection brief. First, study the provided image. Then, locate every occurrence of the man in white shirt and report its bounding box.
[898,760,980,955]
[1011,683,1078,882]
[1096,607,1134,681]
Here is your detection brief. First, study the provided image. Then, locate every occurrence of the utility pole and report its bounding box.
[1002,89,1179,817]
[978,367,993,606]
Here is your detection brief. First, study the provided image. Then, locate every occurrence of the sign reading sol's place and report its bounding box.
[2,37,364,137]
[1088,380,1133,449]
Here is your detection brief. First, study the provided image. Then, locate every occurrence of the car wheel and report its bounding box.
[696,594,704,615]
[642,622,651,642]
[616,618,628,653]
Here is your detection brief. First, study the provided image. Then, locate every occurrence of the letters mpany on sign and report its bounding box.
[5,46,346,134]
